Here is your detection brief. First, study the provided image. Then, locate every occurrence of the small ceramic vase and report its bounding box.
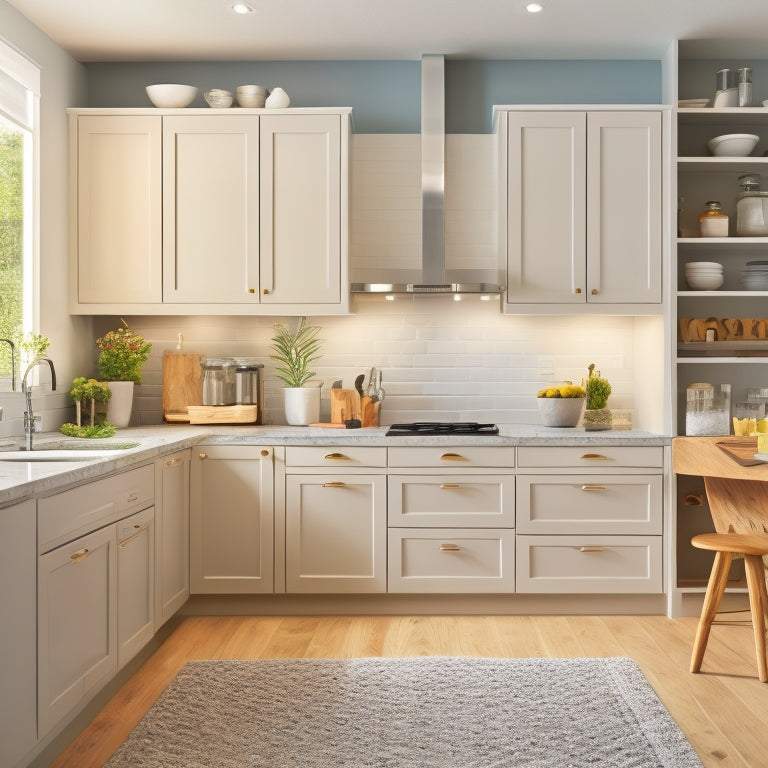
[265,87,290,109]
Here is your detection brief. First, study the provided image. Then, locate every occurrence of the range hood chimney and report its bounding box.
[352,55,504,295]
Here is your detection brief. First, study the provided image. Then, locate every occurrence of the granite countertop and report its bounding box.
[0,424,671,507]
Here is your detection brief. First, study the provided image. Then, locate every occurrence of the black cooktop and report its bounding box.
[385,422,500,436]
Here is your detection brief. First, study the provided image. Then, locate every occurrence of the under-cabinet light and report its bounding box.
[525,2,544,12]
[232,3,254,14]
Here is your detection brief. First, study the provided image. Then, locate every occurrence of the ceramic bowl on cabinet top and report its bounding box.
[707,133,759,157]
[145,84,198,108]
[236,84,267,107]
[204,89,233,108]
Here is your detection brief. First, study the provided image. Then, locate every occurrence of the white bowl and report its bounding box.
[145,84,197,108]
[686,261,722,269]
[204,89,233,108]
[236,92,266,108]
[707,133,759,157]
[686,273,724,290]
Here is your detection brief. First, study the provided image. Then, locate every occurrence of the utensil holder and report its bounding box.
[330,389,361,423]
[361,396,380,427]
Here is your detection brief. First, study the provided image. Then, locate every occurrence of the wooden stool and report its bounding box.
[691,533,768,682]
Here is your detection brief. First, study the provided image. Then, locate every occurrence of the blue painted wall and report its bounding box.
[86,59,661,133]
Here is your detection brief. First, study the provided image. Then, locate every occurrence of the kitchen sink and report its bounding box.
[0,440,141,461]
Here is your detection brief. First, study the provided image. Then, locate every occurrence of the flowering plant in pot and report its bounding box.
[269,318,324,425]
[583,363,612,431]
[95,320,152,428]
[536,382,586,427]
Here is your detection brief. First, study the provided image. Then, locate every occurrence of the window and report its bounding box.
[0,40,39,391]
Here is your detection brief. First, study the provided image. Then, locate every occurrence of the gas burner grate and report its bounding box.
[385,422,500,436]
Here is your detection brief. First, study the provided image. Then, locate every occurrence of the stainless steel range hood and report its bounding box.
[351,55,504,295]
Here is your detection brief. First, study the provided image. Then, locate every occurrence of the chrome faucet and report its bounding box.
[22,357,57,451]
[0,338,15,392]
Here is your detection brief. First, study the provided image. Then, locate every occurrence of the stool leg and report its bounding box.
[744,555,768,683]
[691,551,733,674]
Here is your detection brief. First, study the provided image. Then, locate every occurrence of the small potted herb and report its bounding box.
[583,363,612,431]
[269,318,324,425]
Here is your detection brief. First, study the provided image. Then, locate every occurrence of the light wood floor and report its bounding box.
[47,614,768,768]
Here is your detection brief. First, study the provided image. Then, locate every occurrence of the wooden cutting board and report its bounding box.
[162,352,202,422]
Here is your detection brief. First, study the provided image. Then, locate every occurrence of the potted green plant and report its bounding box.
[95,320,152,428]
[536,382,586,427]
[269,318,323,425]
[583,363,612,430]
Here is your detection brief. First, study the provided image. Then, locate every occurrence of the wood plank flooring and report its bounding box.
[46,614,768,768]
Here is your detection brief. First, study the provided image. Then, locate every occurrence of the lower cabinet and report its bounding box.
[37,523,118,737]
[190,445,274,593]
[154,450,191,630]
[388,528,516,593]
[0,499,37,768]
[117,506,155,669]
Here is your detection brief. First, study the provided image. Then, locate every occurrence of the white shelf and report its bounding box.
[677,356,768,364]
[678,107,768,125]
[677,290,768,297]
[678,157,768,172]
[678,237,768,246]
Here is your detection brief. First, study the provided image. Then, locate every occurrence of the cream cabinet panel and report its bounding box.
[500,109,662,308]
[586,111,662,304]
[154,450,190,630]
[190,445,273,594]
[260,114,344,306]
[516,534,663,594]
[504,111,587,304]
[388,528,515,593]
[516,445,664,470]
[38,524,117,737]
[73,114,162,304]
[285,445,387,468]
[387,446,515,469]
[163,115,260,303]
[0,500,37,768]
[516,475,663,535]
[388,475,515,528]
[117,507,155,669]
[285,474,386,593]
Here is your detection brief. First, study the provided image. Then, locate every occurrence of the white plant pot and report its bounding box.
[536,397,585,428]
[106,381,135,428]
[283,386,320,426]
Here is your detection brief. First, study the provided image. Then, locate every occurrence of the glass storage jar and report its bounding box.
[736,175,768,236]
[699,201,729,237]
[686,383,731,436]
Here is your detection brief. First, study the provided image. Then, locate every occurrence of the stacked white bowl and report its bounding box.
[685,261,724,290]
[742,260,768,290]
[236,85,267,107]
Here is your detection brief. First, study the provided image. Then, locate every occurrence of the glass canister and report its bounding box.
[736,175,768,236]
[685,383,731,436]
[699,201,729,237]
[234,358,264,406]
[201,357,236,406]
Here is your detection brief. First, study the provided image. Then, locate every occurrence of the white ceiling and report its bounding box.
[5,0,768,62]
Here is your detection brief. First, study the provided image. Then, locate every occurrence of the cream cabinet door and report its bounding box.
[163,115,260,303]
[190,445,274,594]
[260,114,344,306]
[0,500,37,767]
[154,450,190,630]
[586,111,661,303]
[285,474,386,593]
[504,111,587,304]
[38,524,117,737]
[74,115,162,304]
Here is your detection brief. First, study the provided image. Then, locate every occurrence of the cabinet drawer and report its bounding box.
[38,464,155,553]
[516,475,662,534]
[388,446,514,469]
[516,446,663,469]
[516,535,662,593]
[285,446,387,468]
[387,528,515,593]
[388,475,514,528]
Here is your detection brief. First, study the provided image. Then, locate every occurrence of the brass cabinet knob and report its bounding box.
[198,452,207,460]
[591,288,598,295]
[575,287,582,294]
[261,449,270,457]
[249,288,255,294]
[263,288,270,294]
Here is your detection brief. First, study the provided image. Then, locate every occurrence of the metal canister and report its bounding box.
[234,359,264,406]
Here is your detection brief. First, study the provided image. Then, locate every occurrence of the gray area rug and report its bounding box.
[105,657,703,767]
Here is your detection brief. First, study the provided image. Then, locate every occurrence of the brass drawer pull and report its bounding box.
[580,453,609,460]
[440,483,462,489]
[120,524,150,548]
[439,544,462,552]
[324,452,350,460]
[578,546,606,553]
[581,484,607,491]
[70,548,90,563]
[323,482,346,488]
[165,457,183,468]
[126,492,138,503]
[440,453,468,462]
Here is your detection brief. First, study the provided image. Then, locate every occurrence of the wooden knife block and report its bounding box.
[330,390,379,426]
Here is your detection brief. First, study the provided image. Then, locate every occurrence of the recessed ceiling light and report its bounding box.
[525,2,544,12]
[232,3,253,13]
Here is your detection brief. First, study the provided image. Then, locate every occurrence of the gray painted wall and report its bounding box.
[86,58,662,133]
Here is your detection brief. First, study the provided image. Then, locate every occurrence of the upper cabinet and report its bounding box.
[496,108,664,312]
[69,108,351,315]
